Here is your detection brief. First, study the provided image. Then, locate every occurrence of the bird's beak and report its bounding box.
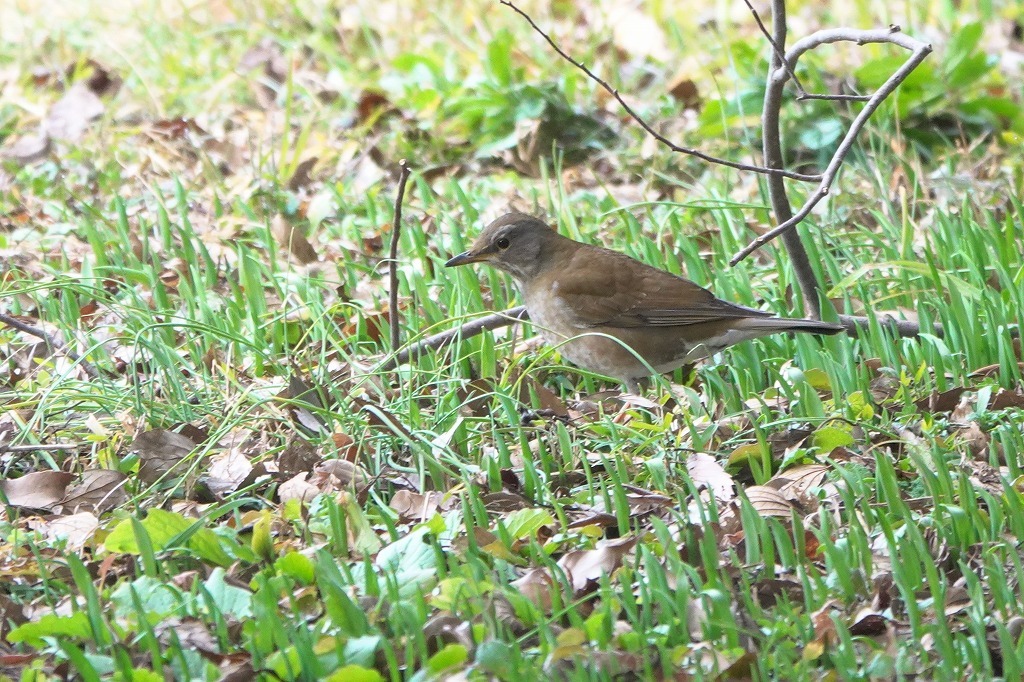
[445,249,488,267]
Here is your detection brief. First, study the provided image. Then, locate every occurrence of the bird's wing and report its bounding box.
[554,247,771,328]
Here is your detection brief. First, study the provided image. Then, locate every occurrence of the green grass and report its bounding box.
[2,0,1024,679]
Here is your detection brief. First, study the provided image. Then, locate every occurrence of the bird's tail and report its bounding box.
[740,317,846,336]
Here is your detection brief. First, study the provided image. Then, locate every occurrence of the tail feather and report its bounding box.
[739,317,846,336]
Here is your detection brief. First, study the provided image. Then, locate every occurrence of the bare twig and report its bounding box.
[742,0,807,97]
[0,443,87,454]
[798,93,871,102]
[755,1,823,318]
[743,0,872,103]
[0,312,100,380]
[500,0,822,183]
[381,306,529,370]
[838,314,940,338]
[388,160,411,352]
[732,25,932,267]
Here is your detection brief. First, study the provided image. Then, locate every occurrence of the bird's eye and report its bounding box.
[496,237,511,250]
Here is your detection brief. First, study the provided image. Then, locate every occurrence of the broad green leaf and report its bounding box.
[8,613,92,647]
[813,426,855,453]
[500,508,554,540]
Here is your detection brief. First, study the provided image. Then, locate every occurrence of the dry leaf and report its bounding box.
[557,535,639,596]
[59,469,127,513]
[686,453,735,502]
[0,471,75,510]
[278,473,320,505]
[744,485,797,517]
[133,429,199,485]
[44,82,105,141]
[44,511,100,550]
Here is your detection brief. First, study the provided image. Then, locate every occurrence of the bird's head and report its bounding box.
[445,213,562,283]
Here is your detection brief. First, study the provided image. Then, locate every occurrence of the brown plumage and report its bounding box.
[446,213,844,391]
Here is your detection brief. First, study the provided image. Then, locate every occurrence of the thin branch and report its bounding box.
[744,0,873,103]
[732,26,932,267]
[380,306,529,370]
[837,314,940,338]
[388,160,411,352]
[797,93,871,102]
[500,0,822,183]
[757,0,826,319]
[742,0,807,97]
[0,312,100,380]
[0,443,87,454]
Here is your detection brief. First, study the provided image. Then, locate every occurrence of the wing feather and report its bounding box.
[554,246,770,329]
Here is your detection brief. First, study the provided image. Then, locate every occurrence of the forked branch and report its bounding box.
[500,0,822,183]
[732,24,932,267]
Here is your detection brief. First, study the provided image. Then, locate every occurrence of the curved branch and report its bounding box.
[381,306,529,370]
[731,27,932,267]
[0,312,101,380]
[500,0,822,183]
[388,160,411,351]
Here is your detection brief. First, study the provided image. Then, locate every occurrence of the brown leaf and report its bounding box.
[744,485,796,518]
[133,429,198,485]
[686,453,735,502]
[278,473,320,505]
[44,82,104,142]
[389,490,454,523]
[44,512,100,550]
[557,535,639,597]
[272,214,318,264]
[0,471,75,510]
[278,437,321,477]
[1,134,51,164]
[59,469,127,513]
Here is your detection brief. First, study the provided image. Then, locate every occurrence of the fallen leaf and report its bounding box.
[278,473,320,505]
[744,485,796,517]
[44,82,104,141]
[557,535,639,597]
[133,429,199,485]
[59,469,127,513]
[686,453,735,502]
[0,471,75,510]
[44,512,99,550]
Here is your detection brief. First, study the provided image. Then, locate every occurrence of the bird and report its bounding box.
[446,213,845,392]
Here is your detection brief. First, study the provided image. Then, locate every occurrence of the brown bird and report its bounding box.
[446,213,845,392]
